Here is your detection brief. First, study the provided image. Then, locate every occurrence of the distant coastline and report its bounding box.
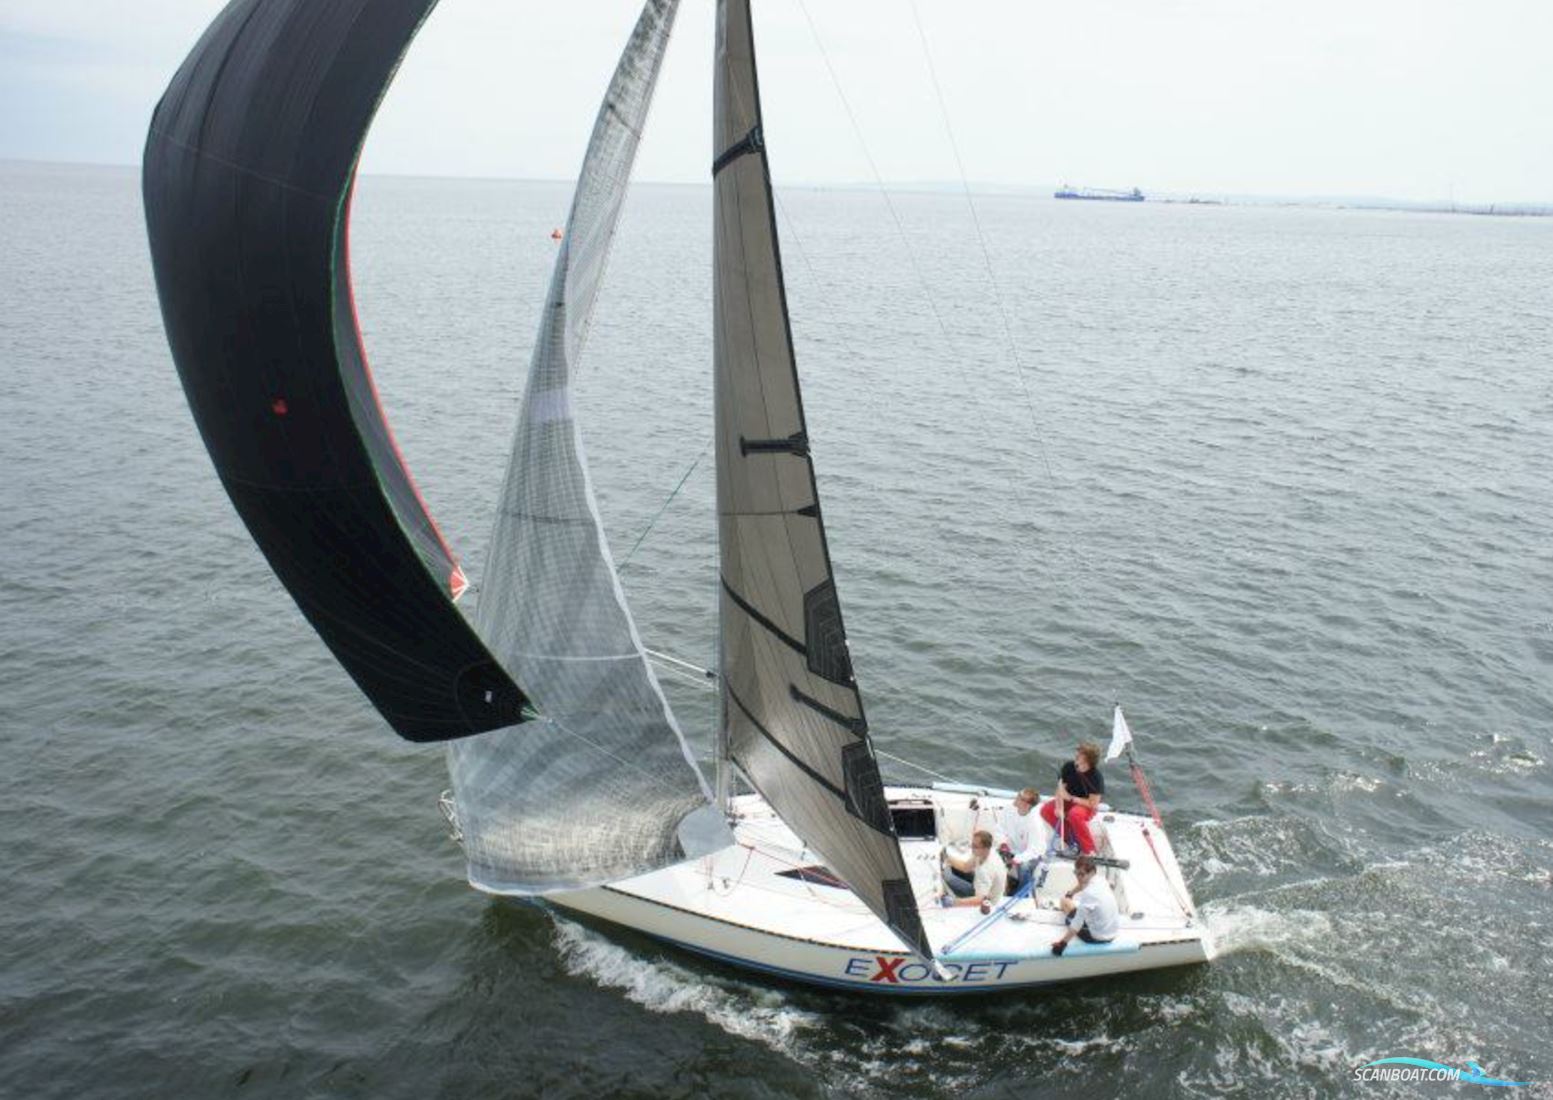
[1153,192,1553,218]
[3,159,1549,217]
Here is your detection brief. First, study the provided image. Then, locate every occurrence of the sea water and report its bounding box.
[2,160,1550,1097]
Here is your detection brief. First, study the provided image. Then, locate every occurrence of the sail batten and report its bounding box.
[448,0,728,894]
[713,0,932,960]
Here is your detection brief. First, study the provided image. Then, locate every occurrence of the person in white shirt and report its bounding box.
[941,829,1006,911]
[995,787,1040,889]
[1051,855,1120,954]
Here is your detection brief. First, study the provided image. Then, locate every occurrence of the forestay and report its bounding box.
[712,0,932,960]
[449,0,728,893]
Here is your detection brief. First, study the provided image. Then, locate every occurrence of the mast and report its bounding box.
[712,0,932,960]
[714,569,732,813]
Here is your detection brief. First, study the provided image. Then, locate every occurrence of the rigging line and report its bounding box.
[554,23,676,385]
[711,852,871,913]
[707,841,758,897]
[727,20,1061,739]
[905,0,1053,481]
[539,709,705,798]
[862,662,1025,752]
[616,437,712,573]
[1141,825,1195,918]
[941,877,1033,955]
[873,748,960,784]
[906,7,1120,620]
[732,844,874,912]
[732,842,914,917]
[645,648,716,678]
[787,0,1086,623]
[738,10,1091,759]
[788,0,976,401]
[742,83,948,671]
[766,188,853,359]
[650,660,718,693]
[721,36,891,414]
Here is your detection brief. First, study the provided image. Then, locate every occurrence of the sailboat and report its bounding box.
[142,0,1210,993]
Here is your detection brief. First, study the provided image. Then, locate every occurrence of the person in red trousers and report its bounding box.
[1039,741,1105,854]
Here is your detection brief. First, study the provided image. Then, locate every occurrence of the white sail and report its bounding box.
[449,0,729,894]
[712,0,931,959]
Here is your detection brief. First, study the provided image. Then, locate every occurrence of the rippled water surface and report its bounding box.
[2,161,1551,1097]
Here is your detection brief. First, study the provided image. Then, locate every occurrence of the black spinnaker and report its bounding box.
[143,0,527,742]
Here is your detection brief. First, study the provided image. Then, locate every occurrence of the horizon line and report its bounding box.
[5,156,1550,212]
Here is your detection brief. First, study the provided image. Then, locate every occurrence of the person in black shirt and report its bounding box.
[1038,741,1105,853]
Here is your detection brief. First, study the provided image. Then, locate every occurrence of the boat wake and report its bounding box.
[551,918,823,1055]
[546,818,1550,1093]
[1199,899,1333,959]
[551,914,1182,1093]
[551,914,1157,1092]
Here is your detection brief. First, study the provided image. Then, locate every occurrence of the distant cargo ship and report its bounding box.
[1055,185,1145,202]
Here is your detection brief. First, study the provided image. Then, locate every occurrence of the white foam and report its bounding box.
[1186,995,1359,1088]
[1200,901,1333,958]
[551,916,1137,1091]
[1330,772,1383,794]
[551,918,820,1054]
[1185,815,1338,880]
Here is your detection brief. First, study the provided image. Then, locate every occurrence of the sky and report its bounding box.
[1,0,1549,203]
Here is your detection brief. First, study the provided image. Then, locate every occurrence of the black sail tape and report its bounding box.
[728,688,846,802]
[790,685,868,735]
[739,430,808,457]
[712,124,765,176]
[722,577,807,658]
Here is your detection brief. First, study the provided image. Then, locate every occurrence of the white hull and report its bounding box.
[476,784,1212,996]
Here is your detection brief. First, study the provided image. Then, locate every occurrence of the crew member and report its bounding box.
[996,787,1041,889]
[1039,740,1105,854]
[1050,855,1120,955]
[941,829,1006,910]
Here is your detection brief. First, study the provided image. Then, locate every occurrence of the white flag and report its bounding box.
[1107,705,1133,762]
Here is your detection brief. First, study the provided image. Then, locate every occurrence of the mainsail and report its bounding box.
[448,0,729,893]
[712,0,933,959]
[143,0,527,743]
